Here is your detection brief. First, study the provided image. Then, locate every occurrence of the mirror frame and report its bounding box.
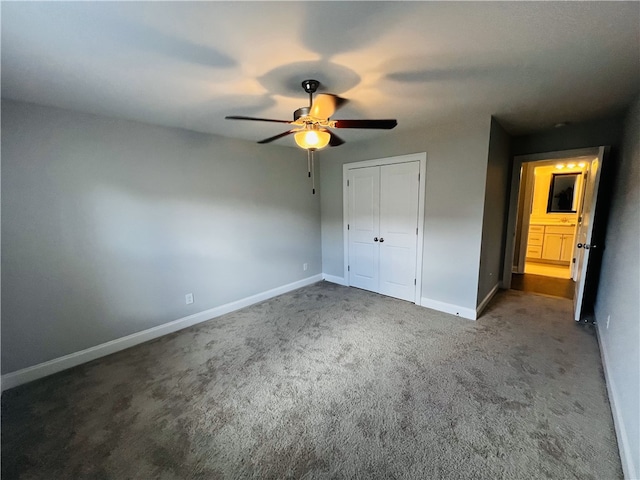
[547,172,578,213]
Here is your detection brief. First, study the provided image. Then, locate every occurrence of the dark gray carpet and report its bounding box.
[2,282,622,479]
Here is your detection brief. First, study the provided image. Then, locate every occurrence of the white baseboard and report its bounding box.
[322,273,347,286]
[1,274,323,392]
[596,323,637,480]
[420,297,476,321]
[476,283,500,318]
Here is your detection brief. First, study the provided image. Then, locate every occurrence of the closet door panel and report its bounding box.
[348,167,380,292]
[378,162,420,301]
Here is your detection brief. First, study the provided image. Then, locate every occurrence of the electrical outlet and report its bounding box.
[185,293,194,305]
[303,263,308,271]
[606,315,610,329]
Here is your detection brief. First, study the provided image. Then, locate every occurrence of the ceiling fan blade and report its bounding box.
[226,115,292,124]
[257,130,298,144]
[310,94,347,119]
[333,119,397,129]
[323,129,345,147]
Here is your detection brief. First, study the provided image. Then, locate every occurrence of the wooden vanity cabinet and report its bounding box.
[527,225,575,264]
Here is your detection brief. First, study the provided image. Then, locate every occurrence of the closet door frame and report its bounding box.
[343,152,427,304]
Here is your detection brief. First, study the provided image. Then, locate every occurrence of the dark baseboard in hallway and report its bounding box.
[511,273,575,300]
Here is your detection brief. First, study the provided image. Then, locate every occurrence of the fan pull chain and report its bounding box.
[307,149,311,178]
[311,150,316,195]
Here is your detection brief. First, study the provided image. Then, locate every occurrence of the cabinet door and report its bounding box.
[560,234,574,262]
[542,233,563,260]
[378,162,420,302]
[348,167,380,292]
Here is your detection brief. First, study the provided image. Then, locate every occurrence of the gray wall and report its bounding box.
[320,117,492,312]
[594,97,639,479]
[1,100,321,373]
[477,118,511,305]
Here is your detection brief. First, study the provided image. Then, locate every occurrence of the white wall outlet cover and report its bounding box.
[185,293,194,305]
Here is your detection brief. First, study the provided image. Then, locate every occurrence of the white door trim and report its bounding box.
[515,162,536,274]
[343,152,427,304]
[502,147,603,289]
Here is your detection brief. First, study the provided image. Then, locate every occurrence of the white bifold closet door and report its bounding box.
[348,161,420,302]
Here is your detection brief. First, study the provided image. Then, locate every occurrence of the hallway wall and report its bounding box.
[594,97,639,479]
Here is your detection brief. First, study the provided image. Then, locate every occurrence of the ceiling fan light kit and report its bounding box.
[226,79,398,193]
[294,128,331,150]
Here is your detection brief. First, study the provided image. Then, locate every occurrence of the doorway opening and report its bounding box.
[502,147,607,320]
[511,158,588,298]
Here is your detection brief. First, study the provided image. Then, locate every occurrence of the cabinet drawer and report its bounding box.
[529,225,545,234]
[526,245,542,258]
[528,233,544,246]
[546,225,574,235]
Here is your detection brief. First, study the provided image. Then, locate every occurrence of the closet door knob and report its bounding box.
[373,237,379,242]
[379,237,384,243]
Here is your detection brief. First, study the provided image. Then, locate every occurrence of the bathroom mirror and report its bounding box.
[547,173,578,213]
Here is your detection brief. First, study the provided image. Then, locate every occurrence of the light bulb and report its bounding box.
[306,131,320,146]
[555,164,564,169]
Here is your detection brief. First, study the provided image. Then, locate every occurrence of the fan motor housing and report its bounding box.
[294,107,310,121]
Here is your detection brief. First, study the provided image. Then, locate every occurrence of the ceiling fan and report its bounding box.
[225,79,397,194]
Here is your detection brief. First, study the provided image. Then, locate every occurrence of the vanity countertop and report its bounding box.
[530,222,576,227]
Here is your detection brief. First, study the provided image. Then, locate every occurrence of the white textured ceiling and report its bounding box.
[2,2,639,146]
